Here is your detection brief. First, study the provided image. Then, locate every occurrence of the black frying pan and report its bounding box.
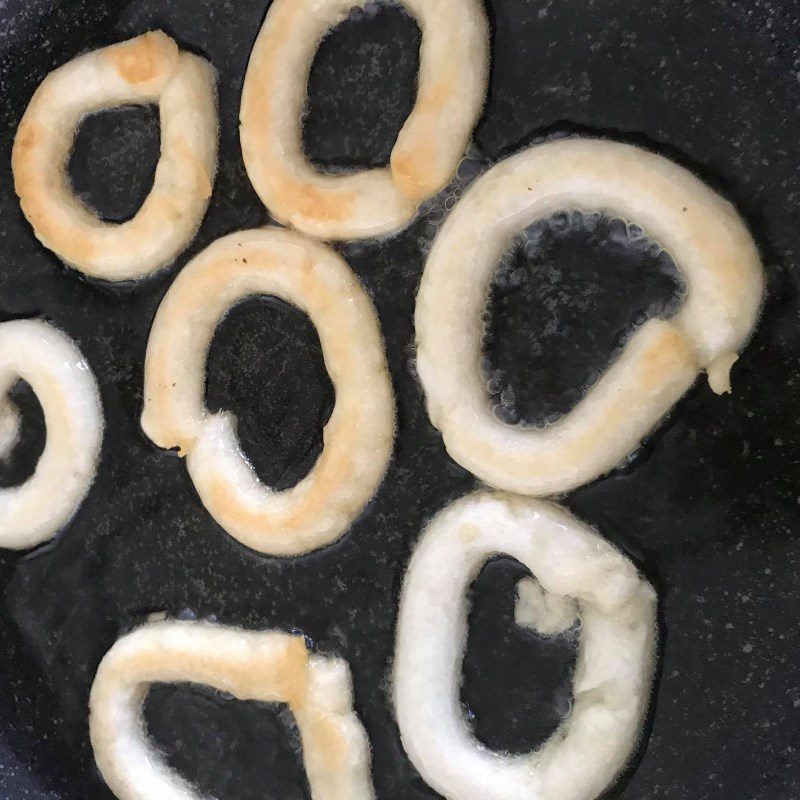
[1,0,798,798]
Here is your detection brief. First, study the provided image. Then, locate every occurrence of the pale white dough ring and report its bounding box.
[12,31,218,281]
[393,491,657,800]
[240,0,489,241]
[90,620,375,800]
[0,320,103,550]
[416,138,765,495]
[141,228,395,556]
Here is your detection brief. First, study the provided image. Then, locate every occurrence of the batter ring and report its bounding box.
[394,491,657,800]
[90,620,375,800]
[240,0,489,241]
[142,228,395,556]
[415,138,765,495]
[12,31,218,281]
[0,319,103,550]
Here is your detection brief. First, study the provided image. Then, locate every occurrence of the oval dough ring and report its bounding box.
[393,491,657,800]
[240,0,489,241]
[90,620,375,800]
[415,137,765,496]
[12,31,218,281]
[0,319,103,550]
[141,228,395,556]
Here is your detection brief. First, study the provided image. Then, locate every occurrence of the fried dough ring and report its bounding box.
[141,228,395,556]
[90,620,375,800]
[12,31,218,281]
[393,491,657,800]
[240,0,489,241]
[0,320,103,549]
[416,138,765,495]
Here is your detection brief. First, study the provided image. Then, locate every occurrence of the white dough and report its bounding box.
[415,138,765,495]
[394,491,657,800]
[0,320,103,549]
[514,576,578,637]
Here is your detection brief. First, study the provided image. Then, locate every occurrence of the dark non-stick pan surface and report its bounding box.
[1,0,799,798]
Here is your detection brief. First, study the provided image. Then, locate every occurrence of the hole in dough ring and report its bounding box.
[415,137,765,495]
[0,320,103,550]
[393,491,657,800]
[12,31,218,281]
[141,228,395,556]
[89,620,375,800]
[240,0,489,241]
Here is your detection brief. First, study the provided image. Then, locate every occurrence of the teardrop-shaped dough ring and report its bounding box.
[90,620,375,800]
[415,138,765,495]
[12,31,218,281]
[394,491,657,800]
[0,320,103,550]
[142,228,395,556]
[240,0,489,241]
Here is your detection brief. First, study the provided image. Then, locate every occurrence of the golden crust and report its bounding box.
[102,30,179,88]
[390,136,440,202]
[103,629,309,703]
[273,180,356,227]
[390,69,462,201]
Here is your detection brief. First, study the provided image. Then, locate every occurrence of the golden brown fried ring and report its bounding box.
[240,0,489,241]
[142,228,395,556]
[12,31,218,281]
[90,620,374,800]
[416,138,765,495]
